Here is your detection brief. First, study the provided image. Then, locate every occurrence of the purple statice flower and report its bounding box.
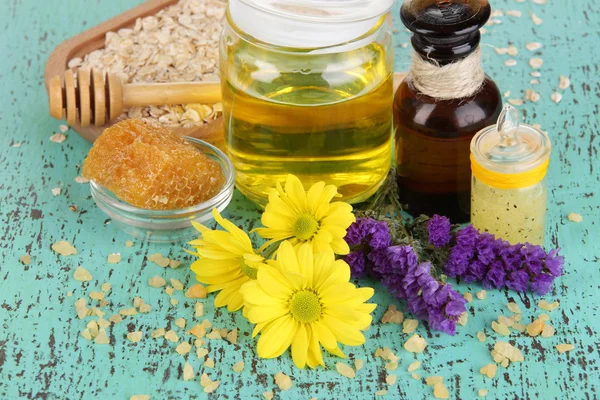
[345,251,366,278]
[444,225,564,295]
[427,215,452,248]
[369,221,392,249]
[345,218,376,247]
[371,246,466,335]
[345,218,391,250]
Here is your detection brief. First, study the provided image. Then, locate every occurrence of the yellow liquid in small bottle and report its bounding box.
[471,178,547,245]
[220,30,393,205]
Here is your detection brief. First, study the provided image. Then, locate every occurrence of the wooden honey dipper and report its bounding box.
[48,69,407,127]
[47,68,221,127]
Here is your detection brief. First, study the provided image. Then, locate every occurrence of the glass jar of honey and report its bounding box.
[219,0,394,206]
[393,0,502,222]
[470,105,552,245]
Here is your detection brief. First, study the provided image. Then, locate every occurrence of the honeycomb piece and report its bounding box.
[82,119,224,210]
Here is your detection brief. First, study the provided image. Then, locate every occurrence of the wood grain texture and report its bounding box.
[0,0,598,399]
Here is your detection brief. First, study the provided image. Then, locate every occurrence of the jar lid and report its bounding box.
[229,0,394,48]
[471,104,552,175]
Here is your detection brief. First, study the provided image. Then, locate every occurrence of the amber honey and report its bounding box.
[219,13,394,206]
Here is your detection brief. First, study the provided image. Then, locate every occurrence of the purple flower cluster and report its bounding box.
[344,218,391,277]
[427,215,452,247]
[372,246,467,335]
[445,226,564,295]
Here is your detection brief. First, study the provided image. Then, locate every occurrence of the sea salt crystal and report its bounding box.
[408,361,421,372]
[107,253,121,264]
[526,42,543,51]
[355,359,364,371]
[165,330,179,343]
[476,290,487,300]
[74,176,90,184]
[556,344,574,353]
[539,299,560,311]
[402,319,418,334]
[49,133,67,143]
[529,58,544,69]
[382,304,404,324]
[559,76,571,89]
[274,372,293,391]
[507,302,521,314]
[147,253,170,267]
[54,241,77,256]
[531,14,543,25]
[480,364,497,378]
[52,187,61,196]
[195,302,204,317]
[551,92,563,104]
[186,284,207,298]
[336,362,356,378]
[433,383,449,399]
[404,334,427,353]
[73,266,92,281]
[148,276,166,288]
[127,331,143,343]
[183,362,194,380]
[568,212,583,223]
[176,341,192,355]
[232,361,244,373]
[171,278,184,291]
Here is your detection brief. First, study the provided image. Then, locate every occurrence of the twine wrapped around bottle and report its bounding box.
[410,48,485,100]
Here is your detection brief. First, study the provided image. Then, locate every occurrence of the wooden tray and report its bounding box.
[44,0,223,146]
[44,3,404,147]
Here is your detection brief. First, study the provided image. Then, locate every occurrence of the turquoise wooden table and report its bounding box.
[1,0,599,399]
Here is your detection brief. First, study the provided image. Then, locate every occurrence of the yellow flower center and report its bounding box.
[239,259,258,279]
[292,214,319,241]
[289,290,322,323]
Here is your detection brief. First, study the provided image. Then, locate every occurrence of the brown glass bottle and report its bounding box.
[394,0,502,223]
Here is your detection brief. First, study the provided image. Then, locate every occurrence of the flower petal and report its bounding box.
[257,266,294,299]
[284,174,308,213]
[257,315,295,358]
[305,325,325,368]
[292,323,309,368]
[321,315,366,346]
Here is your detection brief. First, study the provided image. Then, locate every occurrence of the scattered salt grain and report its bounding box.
[477,331,486,342]
[476,290,487,300]
[165,286,175,296]
[551,92,563,104]
[433,383,449,399]
[375,390,388,396]
[49,133,67,143]
[529,58,544,69]
[125,240,134,248]
[464,292,473,303]
[151,328,165,338]
[478,389,489,397]
[568,213,583,223]
[81,328,93,341]
[382,304,404,324]
[148,276,166,288]
[480,364,497,378]
[54,241,77,256]
[527,319,545,337]
[120,308,137,316]
[408,361,421,372]
[101,282,111,292]
[539,299,560,311]
[200,373,212,387]
[412,373,421,380]
[20,255,31,265]
[512,323,526,333]
[385,361,398,371]
[498,315,514,328]
[504,59,517,67]
[426,376,443,386]
[556,344,574,353]
[196,347,209,358]
[89,291,104,301]
[494,341,524,363]
[171,278,184,291]
[130,395,150,400]
[404,334,427,353]
[531,71,541,77]
[403,319,419,334]
[73,266,92,281]
[147,253,170,267]
[186,284,207,298]
[508,99,524,106]
[506,10,521,17]
[206,329,222,340]
[355,359,364,371]
[232,361,244,373]
[525,89,541,102]
[531,13,543,25]
[336,362,356,378]
[204,358,215,368]
[51,187,61,196]
[107,253,121,264]
[109,314,122,324]
[526,42,543,51]
[227,329,238,344]
[386,374,397,385]
[127,331,143,343]
[74,176,90,184]
[262,391,274,400]
[94,328,110,345]
[183,362,194,381]
[165,330,179,343]
[541,324,555,338]
[176,341,192,355]
[507,302,521,314]
[169,259,182,269]
[195,302,204,317]
[559,75,571,89]
[139,303,151,313]
[204,380,220,393]
[59,124,69,133]
[457,312,468,326]
[274,372,293,391]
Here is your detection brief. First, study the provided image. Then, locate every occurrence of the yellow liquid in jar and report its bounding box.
[471,178,547,245]
[220,35,393,206]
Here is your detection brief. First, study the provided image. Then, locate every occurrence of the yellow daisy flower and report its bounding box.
[254,174,355,256]
[240,241,376,369]
[189,208,264,312]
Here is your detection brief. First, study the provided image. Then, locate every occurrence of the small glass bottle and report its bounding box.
[470,105,552,245]
[394,0,502,222]
[220,0,395,206]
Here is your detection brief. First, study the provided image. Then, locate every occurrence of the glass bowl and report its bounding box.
[89,137,235,243]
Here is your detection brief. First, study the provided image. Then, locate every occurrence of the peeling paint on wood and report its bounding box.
[0,0,599,399]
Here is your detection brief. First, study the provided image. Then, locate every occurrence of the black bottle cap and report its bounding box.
[401,0,491,64]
